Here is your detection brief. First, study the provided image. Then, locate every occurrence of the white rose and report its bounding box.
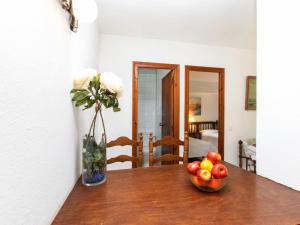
[73,68,98,89]
[100,72,123,97]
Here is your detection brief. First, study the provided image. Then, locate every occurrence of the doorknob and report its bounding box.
[159,122,166,126]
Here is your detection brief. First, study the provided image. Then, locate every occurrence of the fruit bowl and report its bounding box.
[187,151,229,192]
[190,175,228,192]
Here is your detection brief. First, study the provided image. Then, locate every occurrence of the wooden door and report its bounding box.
[161,70,174,158]
[132,61,180,168]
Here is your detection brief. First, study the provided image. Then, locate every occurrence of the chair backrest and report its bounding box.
[107,133,143,167]
[149,132,188,166]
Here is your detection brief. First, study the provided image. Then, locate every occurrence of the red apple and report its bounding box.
[197,169,211,181]
[211,163,228,179]
[207,151,221,164]
[186,161,200,175]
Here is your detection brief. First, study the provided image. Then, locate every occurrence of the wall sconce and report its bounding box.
[60,0,98,32]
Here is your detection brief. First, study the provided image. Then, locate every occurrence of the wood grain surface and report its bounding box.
[52,163,300,225]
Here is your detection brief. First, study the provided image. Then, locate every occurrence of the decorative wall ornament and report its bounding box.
[189,97,202,116]
[60,0,78,32]
[245,76,256,110]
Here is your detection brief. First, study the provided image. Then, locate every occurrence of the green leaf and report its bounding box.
[75,98,88,107]
[113,98,119,107]
[76,95,89,102]
[83,99,96,110]
[93,164,100,171]
[72,92,88,102]
[113,107,121,112]
[93,151,102,161]
[85,137,97,153]
[70,89,88,94]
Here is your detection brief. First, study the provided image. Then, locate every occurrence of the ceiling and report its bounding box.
[97,0,256,49]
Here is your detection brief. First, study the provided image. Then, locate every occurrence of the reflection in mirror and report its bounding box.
[188,71,220,160]
[137,68,171,167]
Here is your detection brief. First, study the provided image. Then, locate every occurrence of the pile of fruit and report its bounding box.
[187,151,228,190]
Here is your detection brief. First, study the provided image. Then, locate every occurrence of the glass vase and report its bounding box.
[82,134,107,186]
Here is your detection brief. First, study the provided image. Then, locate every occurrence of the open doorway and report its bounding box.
[185,66,225,160]
[133,62,180,167]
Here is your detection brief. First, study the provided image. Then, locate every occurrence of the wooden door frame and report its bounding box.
[184,65,225,159]
[132,61,180,167]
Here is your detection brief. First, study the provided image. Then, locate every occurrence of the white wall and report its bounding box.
[0,1,99,224]
[257,0,300,191]
[98,34,256,167]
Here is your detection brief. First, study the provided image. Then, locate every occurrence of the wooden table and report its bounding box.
[52,163,300,225]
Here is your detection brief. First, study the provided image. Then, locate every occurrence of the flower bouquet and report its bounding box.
[71,69,123,186]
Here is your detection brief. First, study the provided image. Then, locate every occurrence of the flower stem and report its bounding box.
[92,112,97,137]
[98,103,107,144]
[88,108,98,137]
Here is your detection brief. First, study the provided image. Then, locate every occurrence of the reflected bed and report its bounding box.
[188,121,219,158]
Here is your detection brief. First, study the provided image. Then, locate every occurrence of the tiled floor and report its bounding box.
[143,153,149,167]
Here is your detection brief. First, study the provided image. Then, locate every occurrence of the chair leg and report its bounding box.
[246,159,249,171]
[138,133,143,167]
[183,131,189,164]
[149,133,154,166]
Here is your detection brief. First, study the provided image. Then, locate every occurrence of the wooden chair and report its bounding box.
[149,132,188,166]
[107,133,143,167]
[238,140,256,173]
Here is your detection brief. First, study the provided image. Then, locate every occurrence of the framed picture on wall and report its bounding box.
[245,76,256,110]
[189,97,202,115]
